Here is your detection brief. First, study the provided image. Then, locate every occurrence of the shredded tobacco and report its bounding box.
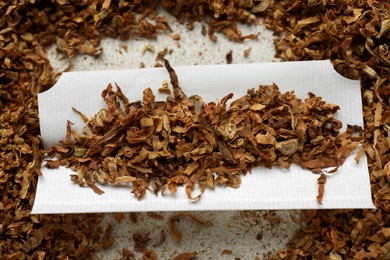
[168,212,211,245]
[243,47,252,59]
[46,60,360,201]
[316,174,327,204]
[171,251,197,260]
[147,212,165,220]
[1,0,389,259]
[226,50,233,64]
[221,249,233,255]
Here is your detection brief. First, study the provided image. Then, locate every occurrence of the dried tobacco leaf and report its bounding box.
[147,212,164,220]
[129,212,138,223]
[168,212,211,245]
[133,232,150,250]
[142,45,155,55]
[316,174,327,204]
[221,249,233,255]
[172,251,197,260]
[161,0,259,42]
[156,47,168,61]
[251,0,270,13]
[20,224,77,253]
[243,47,252,58]
[171,33,181,41]
[226,50,233,64]
[113,212,125,221]
[118,248,135,260]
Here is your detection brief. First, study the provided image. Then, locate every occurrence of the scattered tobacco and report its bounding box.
[316,174,327,204]
[1,0,389,259]
[171,33,181,41]
[142,44,156,55]
[46,60,360,201]
[168,212,211,245]
[131,231,159,259]
[171,251,197,260]
[221,249,233,255]
[243,47,252,59]
[129,212,138,223]
[113,212,125,221]
[226,50,233,64]
[133,232,150,250]
[147,212,165,220]
[156,47,168,61]
[117,248,136,260]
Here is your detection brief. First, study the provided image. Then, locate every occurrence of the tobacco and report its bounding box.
[168,212,211,245]
[1,0,389,258]
[171,252,197,260]
[226,50,233,64]
[147,212,164,220]
[243,47,251,59]
[221,249,233,255]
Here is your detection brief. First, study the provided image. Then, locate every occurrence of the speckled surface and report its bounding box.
[46,10,300,259]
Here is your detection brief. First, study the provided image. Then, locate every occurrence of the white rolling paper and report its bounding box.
[32,60,375,214]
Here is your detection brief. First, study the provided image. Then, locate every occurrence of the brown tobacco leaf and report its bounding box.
[133,232,150,250]
[226,50,233,64]
[316,174,327,204]
[129,213,138,223]
[100,223,114,249]
[113,212,125,221]
[243,47,252,58]
[147,212,164,220]
[47,61,361,201]
[163,59,185,100]
[138,249,157,260]
[158,80,172,96]
[21,224,77,253]
[142,45,155,55]
[118,248,135,260]
[168,212,211,245]
[156,48,168,61]
[172,251,197,260]
[221,249,233,255]
[161,0,259,42]
[171,33,181,41]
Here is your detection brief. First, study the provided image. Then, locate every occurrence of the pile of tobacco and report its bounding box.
[46,59,359,203]
[1,0,389,259]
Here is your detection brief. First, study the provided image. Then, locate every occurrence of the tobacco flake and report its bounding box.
[172,251,197,260]
[142,45,155,55]
[316,174,327,204]
[168,212,211,245]
[226,50,233,64]
[221,249,233,255]
[243,47,252,58]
